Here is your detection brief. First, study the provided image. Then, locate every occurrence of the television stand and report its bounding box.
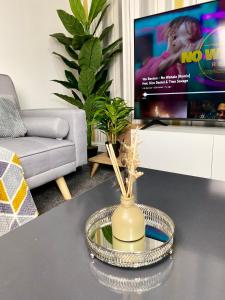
[141,119,168,130]
[136,125,225,181]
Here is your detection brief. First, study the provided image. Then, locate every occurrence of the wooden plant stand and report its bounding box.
[89,152,123,177]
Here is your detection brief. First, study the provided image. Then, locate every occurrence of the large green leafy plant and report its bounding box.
[93,97,133,144]
[51,0,122,147]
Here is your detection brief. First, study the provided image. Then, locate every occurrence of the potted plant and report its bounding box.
[93,97,133,157]
[50,0,122,157]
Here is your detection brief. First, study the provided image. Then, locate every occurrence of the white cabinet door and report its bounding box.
[212,136,225,181]
[137,130,213,178]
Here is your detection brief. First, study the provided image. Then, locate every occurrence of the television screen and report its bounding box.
[134,0,225,121]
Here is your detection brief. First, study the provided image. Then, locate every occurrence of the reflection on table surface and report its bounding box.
[90,257,174,296]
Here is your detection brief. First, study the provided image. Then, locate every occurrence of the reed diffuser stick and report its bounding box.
[107,130,143,199]
[126,132,137,197]
[108,144,122,178]
[109,144,127,195]
[106,144,126,196]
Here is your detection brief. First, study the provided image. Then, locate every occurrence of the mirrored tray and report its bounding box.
[85,204,175,268]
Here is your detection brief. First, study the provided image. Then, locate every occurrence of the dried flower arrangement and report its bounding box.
[106,131,143,199]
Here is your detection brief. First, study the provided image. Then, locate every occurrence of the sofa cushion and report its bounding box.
[0,137,76,179]
[22,117,69,139]
[0,75,20,108]
[0,98,27,137]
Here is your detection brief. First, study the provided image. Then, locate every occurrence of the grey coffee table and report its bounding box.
[0,168,225,300]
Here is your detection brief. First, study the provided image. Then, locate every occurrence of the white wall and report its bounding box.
[0,0,74,109]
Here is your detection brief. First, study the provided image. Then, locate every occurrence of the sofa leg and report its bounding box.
[56,177,72,200]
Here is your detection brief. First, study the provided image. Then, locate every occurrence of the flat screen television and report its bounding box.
[134,0,225,123]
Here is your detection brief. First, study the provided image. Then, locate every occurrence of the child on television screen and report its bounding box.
[136,16,202,94]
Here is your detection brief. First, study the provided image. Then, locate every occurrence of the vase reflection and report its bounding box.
[90,257,174,296]
[91,224,166,252]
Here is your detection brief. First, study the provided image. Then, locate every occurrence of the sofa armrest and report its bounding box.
[21,108,87,167]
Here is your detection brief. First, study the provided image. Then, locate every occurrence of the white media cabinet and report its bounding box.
[137,125,225,181]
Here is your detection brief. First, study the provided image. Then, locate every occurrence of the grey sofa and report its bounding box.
[0,74,87,199]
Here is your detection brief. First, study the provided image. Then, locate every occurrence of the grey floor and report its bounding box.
[32,164,114,215]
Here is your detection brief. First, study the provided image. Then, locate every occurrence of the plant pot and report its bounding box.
[105,141,120,158]
[111,194,145,242]
[87,145,98,159]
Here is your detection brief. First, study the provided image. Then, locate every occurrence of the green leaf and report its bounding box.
[79,38,102,71]
[50,33,72,46]
[84,95,106,122]
[54,93,83,109]
[78,68,95,97]
[96,80,112,96]
[103,38,122,55]
[65,46,78,60]
[93,68,108,93]
[100,24,114,40]
[102,225,112,244]
[72,34,92,50]
[65,70,78,89]
[106,104,115,115]
[53,52,79,70]
[52,80,76,89]
[103,42,122,62]
[84,95,96,121]
[96,67,108,82]
[93,4,110,35]
[103,48,122,67]
[72,90,83,103]
[69,0,87,24]
[57,10,84,35]
[88,0,107,23]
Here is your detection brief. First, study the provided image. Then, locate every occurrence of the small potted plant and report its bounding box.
[93,97,133,157]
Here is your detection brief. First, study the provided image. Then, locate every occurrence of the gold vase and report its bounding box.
[111,195,145,242]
